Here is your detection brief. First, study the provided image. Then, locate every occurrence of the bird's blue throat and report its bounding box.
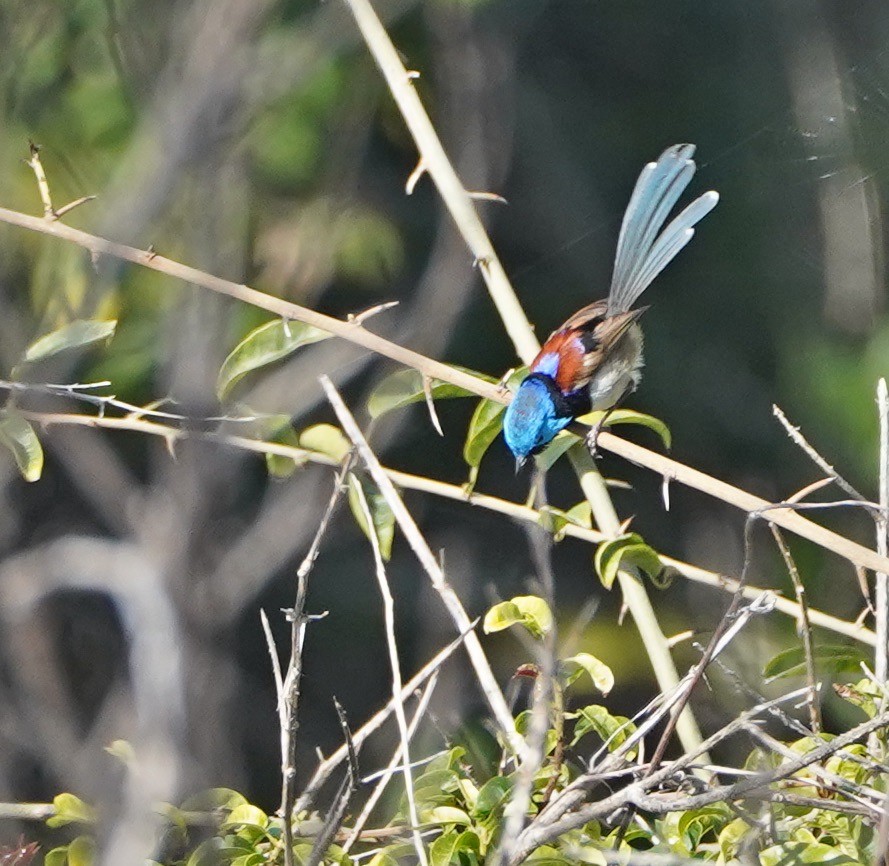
[503,373,587,464]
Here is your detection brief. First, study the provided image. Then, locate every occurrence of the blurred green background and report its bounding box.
[1,0,888,825]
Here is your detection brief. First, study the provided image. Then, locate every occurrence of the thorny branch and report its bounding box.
[17,409,878,646]
[279,463,352,866]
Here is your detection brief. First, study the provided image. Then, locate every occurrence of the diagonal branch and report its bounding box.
[20,409,878,646]
[0,209,887,576]
[319,376,525,757]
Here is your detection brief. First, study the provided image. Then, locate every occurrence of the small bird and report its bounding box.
[503,143,719,468]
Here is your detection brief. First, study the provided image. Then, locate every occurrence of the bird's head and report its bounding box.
[502,374,573,469]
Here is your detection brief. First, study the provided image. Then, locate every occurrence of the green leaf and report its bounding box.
[67,837,95,866]
[217,319,330,400]
[463,368,527,471]
[463,398,506,469]
[299,423,350,462]
[763,644,870,682]
[47,793,95,828]
[422,806,472,826]
[514,710,559,756]
[0,411,43,482]
[525,847,576,865]
[717,817,752,862]
[569,705,635,753]
[104,739,135,765]
[23,319,117,364]
[348,472,395,560]
[538,501,592,541]
[759,842,858,865]
[179,787,247,812]
[559,653,614,695]
[576,408,671,449]
[368,366,493,418]
[472,777,513,819]
[430,830,480,866]
[593,533,663,590]
[367,854,401,866]
[534,430,581,472]
[222,804,268,829]
[255,415,305,478]
[834,678,884,719]
[483,595,553,639]
[45,847,69,866]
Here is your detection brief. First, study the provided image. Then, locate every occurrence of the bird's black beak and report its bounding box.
[514,456,526,475]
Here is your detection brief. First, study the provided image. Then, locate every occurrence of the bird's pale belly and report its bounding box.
[587,324,644,411]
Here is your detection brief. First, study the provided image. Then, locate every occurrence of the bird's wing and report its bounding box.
[608,144,718,315]
[531,301,643,394]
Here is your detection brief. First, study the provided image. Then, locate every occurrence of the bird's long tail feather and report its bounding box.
[607,144,718,315]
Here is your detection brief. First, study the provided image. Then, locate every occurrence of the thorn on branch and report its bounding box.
[422,375,444,437]
[406,159,427,195]
[54,195,97,219]
[348,300,399,326]
[467,190,509,205]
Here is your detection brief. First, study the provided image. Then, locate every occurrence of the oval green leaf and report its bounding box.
[368,366,494,419]
[463,398,506,469]
[47,793,95,828]
[0,411,43,482]
[576,408,672,449]
[217,319,330,400]
[348,472,395,561]
[593,533,663,590]
[569,704,636,752]
[299,423,350,462]
[763,644,869,682]
[559,653,615,695]
[483,595,552,639]
[67,836,95,866]
[23,319,117,364]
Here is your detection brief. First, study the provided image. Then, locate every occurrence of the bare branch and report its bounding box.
[343,675,439,852]
[320,375,525,757]
[773,403,867,501]
[18,409,878,646]
[350,476,428,866]
[280,464,351,866]
[295,627,471,813]
[769,525,821,732]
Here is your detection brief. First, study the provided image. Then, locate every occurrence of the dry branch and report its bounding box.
[0,209,885,576]
[18,410,877,646]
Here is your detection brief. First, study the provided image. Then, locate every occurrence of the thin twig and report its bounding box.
[306,700,359,866]
[18,409,878,645]
[339,0,538,362]
[343,675,439,852]
[510,705,889,863]
[773,404,867,502]
[320,375,525,757]
[495,480,560,866]
[25,142,55,219]
[294,629,470,813]
[876,379,889,688]
[350,476,429,866]
[769,525,821,733]
[1,208,888,576]
[280,463,352,866]
[569,446,705,757]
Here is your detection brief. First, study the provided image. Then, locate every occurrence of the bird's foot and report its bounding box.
[585,422,605,459]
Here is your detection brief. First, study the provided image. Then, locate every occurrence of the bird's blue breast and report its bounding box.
[503,374,573,461]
